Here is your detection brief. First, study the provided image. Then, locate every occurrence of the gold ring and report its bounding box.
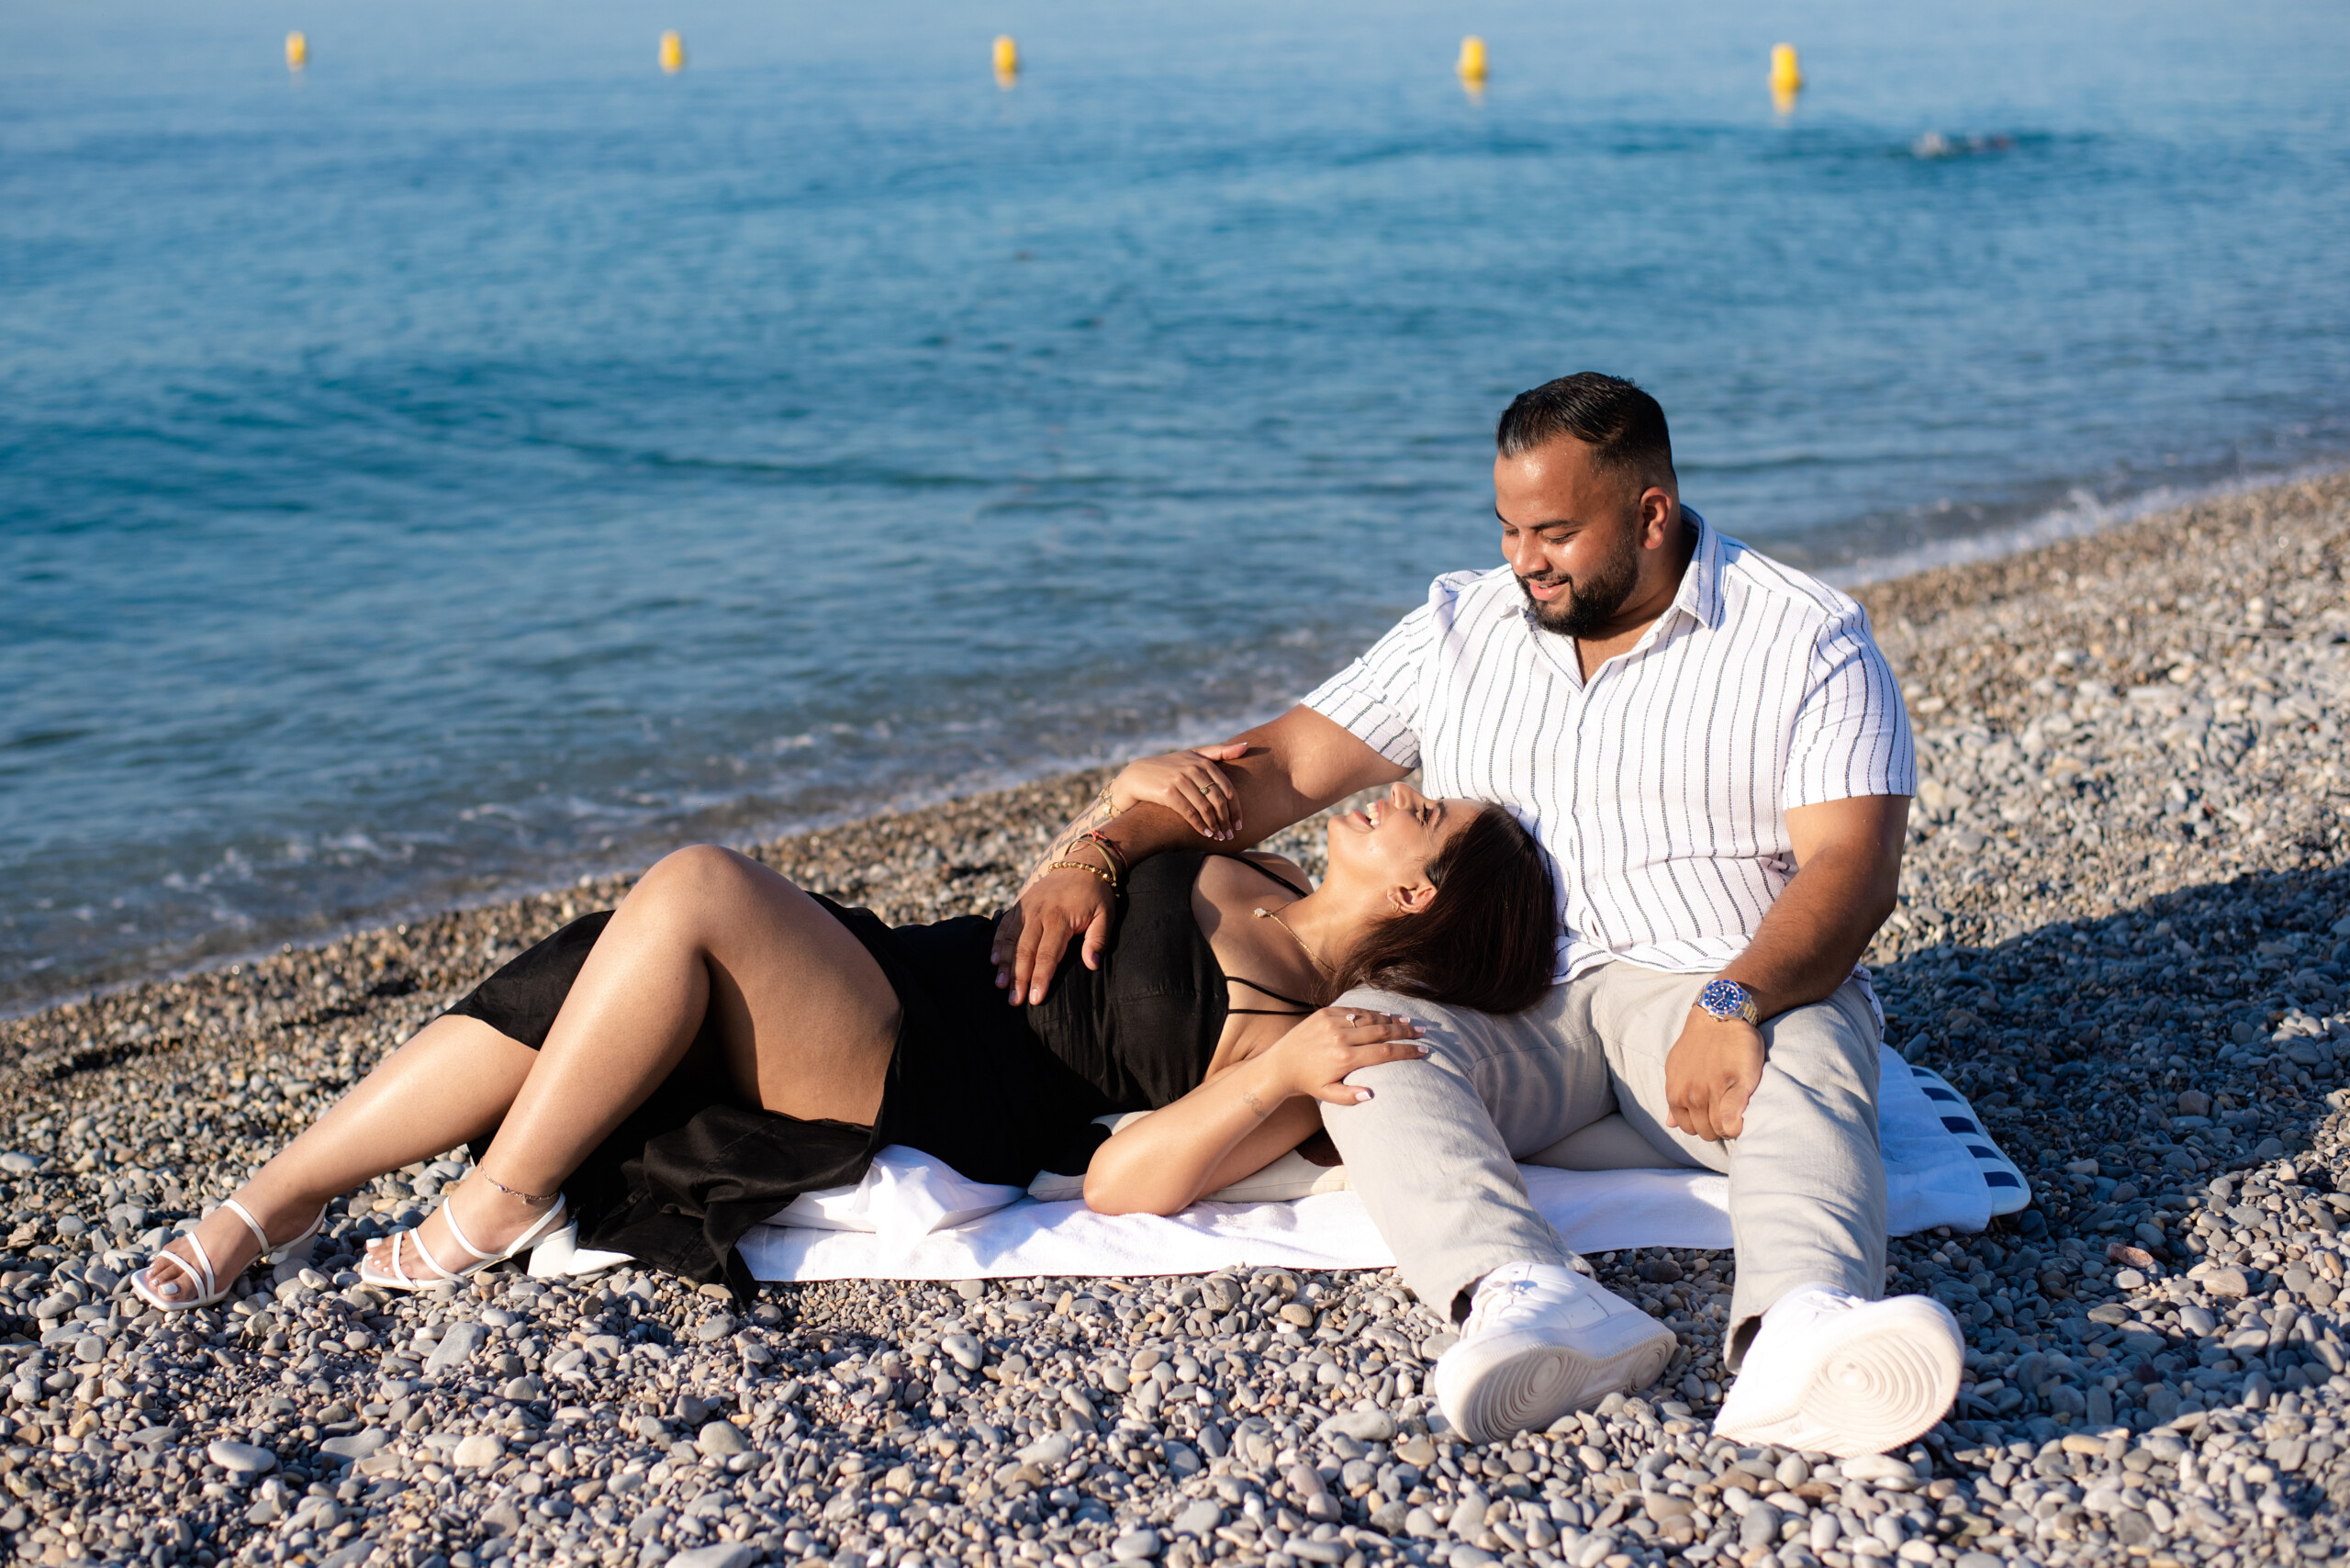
[1346,1014,1360,1025]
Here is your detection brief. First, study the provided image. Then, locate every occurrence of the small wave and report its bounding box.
[1827,458,2350,589]
[1909,131,2017,160]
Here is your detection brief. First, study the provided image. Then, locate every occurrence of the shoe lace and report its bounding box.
[1467,1271,1553,1334]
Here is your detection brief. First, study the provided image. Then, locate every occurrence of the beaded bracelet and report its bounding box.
[1078,830,1129,881]
[1047,858,1116,886]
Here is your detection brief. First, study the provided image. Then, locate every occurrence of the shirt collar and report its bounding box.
[1671,507,1725,632]
[1617,507,1720,660]
[1513,505,1723,682]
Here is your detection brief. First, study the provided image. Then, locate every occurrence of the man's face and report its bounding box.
[1494,438,1648,638]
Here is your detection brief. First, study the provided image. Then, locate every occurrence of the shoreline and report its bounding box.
[14,457,2348,1028]
[1,472,2347,1568]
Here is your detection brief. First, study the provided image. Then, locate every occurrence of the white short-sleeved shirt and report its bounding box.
[1302,510,1914,983]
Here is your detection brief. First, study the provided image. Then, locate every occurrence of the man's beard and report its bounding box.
[1517,532,1641,638]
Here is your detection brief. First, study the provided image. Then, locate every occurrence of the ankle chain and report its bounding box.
[476,1170,560,1206]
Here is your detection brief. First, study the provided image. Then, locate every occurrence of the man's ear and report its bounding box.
[1637,486,1678,549]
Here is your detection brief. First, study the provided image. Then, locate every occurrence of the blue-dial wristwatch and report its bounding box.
[1695,978,1760,1026]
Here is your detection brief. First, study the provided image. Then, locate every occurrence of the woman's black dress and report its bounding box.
[443,853,1312,1297]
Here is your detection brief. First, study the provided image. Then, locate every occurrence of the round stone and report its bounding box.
[207,1439,276,1477]
[453,1433,503,1469]
[1841,1454,1916,1484]
[1110,1529,1160,1562]
[697,1419,748,1457]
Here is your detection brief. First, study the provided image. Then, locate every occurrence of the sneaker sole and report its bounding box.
[1436,1318,1676,1445]
[1715,1296,1964,1459]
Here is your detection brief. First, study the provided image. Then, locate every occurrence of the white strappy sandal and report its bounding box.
[358,1183,569,1292]
[130,1197,327,1312]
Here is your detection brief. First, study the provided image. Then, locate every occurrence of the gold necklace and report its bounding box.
[1253,903,1333,974]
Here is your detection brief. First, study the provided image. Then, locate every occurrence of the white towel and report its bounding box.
[529,1047,2027,1283]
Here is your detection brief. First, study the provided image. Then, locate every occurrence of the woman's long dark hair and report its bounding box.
[1327,803,1557,1014]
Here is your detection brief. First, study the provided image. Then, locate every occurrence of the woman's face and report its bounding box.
[1325,780,1482,900]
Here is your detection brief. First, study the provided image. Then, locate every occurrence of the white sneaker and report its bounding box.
[1432,1262,1677,1444]
[1712,1285,1964,1458]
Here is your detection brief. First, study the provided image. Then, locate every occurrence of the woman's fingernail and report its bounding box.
[1354,1090,1372,1103]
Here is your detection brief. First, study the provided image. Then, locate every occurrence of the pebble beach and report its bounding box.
[3,473,2348,1568]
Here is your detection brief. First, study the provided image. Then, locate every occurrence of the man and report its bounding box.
[994,374,1964,1456]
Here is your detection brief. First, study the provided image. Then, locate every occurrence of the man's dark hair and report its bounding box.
[1494,373,1674,485]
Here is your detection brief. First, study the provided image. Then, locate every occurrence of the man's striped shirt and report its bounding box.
[1302,511,1914,982]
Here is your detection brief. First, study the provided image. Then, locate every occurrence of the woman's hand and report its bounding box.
[1111,744,1249,842]
[1266,1007,1428,1105]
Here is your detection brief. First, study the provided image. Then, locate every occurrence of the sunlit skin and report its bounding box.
[1493,437,1689,678]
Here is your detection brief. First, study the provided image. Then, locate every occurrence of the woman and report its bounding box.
[131,758,1555,1309]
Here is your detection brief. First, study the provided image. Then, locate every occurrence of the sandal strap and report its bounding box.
[146,1234,218,1300]
[437,1199,498,1265]
[511,1195,568,1255]
[219,1197,273,1260]
[407,1226,464,1282]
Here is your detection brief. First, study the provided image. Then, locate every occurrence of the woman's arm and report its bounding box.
[1082,1008,1426,1215]
[994,708,1407,1003]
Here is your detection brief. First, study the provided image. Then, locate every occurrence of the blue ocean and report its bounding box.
[4,0,2346,1009]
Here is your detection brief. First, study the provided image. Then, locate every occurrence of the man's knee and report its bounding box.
[1329,984,1596,1157]
[1755,983,1881,1103]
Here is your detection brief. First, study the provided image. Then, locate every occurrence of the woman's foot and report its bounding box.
[362,1174,563,1285]
[135,1192,324,1308]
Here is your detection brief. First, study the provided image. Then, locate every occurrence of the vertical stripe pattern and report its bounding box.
[1302,512,1914,982]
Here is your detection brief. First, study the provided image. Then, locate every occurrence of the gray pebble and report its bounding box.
[667,1547,755,1568]
[1111,1528,1161,1561]
[696,1418,748,1456]
[1171,1499,1223,1536]
[207,1439,276,1476]
[424,1318,487,1372]
[319,1428,392,1462]
[1320,1408,1396,1443]
[453,1432,503,1469]
[1018,1430,1071,1467]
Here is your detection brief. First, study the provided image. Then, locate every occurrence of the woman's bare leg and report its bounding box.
[138,1015,535,1304]
[368,845,901,1277]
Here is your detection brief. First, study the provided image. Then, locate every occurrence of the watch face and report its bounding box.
[1699,980,1747,1019]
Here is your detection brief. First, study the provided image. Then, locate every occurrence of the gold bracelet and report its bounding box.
[1047,859,1116,886]
[1078,830,1127,882]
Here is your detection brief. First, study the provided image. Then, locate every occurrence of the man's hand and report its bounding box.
[1664,1010,1765,1141]
[991,868,1114,1005]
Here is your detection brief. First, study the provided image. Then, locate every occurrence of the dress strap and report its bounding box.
[1240,856,1314,901]
[1225,973,1320,1011]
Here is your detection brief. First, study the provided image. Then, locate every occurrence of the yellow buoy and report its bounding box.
[659,30,686,73]
[285,30,308,71]
[1769,42,1803,102]
[1456,35,1488,88]
[993,34,1019,84]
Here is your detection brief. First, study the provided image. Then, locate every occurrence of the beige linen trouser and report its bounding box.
[1319,961,1886,1362]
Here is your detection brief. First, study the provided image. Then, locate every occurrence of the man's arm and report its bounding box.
[1664,793,1909,1141]
[990,704,1406,1003]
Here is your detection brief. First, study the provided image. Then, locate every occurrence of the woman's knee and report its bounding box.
[631,844,772,910]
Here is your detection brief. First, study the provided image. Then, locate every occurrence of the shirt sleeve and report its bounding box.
[1300,598,1438,771]
[1783,607,1916,806]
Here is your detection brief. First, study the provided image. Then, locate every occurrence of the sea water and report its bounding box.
[4,0,2346,1007]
